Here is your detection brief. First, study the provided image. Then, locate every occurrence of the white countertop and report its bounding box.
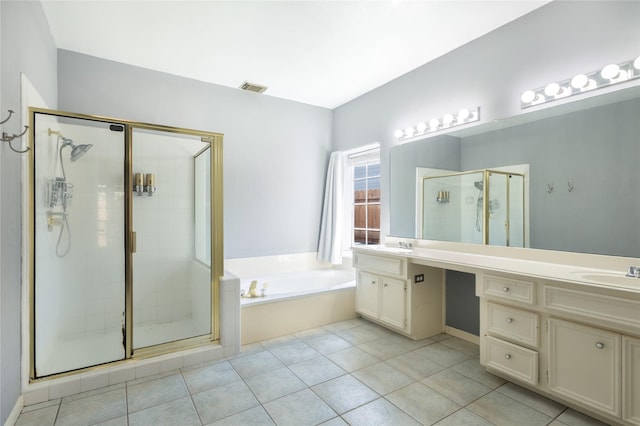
[353,242,640,295]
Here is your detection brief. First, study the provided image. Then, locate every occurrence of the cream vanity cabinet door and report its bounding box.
[548,318,621,417]
[380,276,406,330]
[624,336,640,425]
[356,271,379,318]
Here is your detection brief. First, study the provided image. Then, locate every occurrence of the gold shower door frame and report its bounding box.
[421,169,525,246]
[28,107,224,380]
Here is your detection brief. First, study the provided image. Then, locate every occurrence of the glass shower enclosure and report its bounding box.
[421,169,525,247]
[29,108,223,379]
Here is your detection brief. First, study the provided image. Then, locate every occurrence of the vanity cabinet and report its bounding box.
[353,249,444,340]
[548,318,620,417]
[478,271,640,426]
[623,336,640,425]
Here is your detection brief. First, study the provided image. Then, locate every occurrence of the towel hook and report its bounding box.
[547,184,554,193]
[0,109,30,154]
[567,181,574,192]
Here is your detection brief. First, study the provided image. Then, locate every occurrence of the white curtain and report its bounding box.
[317,151,346,264]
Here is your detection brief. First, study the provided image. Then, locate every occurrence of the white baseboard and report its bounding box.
[4,394,23,426]
[445,326,480,345]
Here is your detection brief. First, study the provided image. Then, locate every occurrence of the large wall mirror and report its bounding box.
[390,86,640,258]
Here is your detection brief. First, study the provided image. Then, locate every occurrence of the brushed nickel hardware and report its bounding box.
[505,354,512,359]
[506,317,513,323]
[595,342,604,349]
[503,287,510,292]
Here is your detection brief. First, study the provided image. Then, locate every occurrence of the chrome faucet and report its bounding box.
[399,241,413,249]
[625,266,640,278]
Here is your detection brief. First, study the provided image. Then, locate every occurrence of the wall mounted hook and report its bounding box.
[547,184,554,193]
[567,181,574,192]
[1,108,30,153]
[0,110,15,125]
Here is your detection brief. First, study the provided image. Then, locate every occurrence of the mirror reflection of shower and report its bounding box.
[46,128,93,257]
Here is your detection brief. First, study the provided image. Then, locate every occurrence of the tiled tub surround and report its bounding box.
[15,318,608,426]
[227,253,358,345]
[20,274,240,409]
[354,239,640,426]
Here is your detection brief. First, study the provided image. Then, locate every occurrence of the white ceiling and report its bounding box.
[41,0,549,109]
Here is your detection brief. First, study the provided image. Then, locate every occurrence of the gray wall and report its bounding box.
[445,271,478,336]
[463,98,640,257]
[57,50,333,259]
[0,2,57,423]
[333,0,640,242]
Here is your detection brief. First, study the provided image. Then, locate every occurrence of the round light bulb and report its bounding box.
[404,126,415,138]
[429,118,439,130]
[634,56,640,70]
[442,114,454,125]
[416,122,427,133]
[394,129,404,138]
[601,63,620,80]
[458,108,470,121]
[544,83,560,97]
[570,74,588,89]
[521,90,536,104]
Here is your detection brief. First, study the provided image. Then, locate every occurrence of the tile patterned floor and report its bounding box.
[16,318,610,426]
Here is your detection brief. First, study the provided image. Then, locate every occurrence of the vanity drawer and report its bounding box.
[486,336,538,386]
[353,252,406,277]
[487,303,539,348]
[544,286,640,330]
[482,274,535,305]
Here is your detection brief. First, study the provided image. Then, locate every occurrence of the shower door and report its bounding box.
[130,126,215,350]
[31,111,127,377]
[30,109,223,378]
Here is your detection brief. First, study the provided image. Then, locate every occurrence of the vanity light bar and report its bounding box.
[521,56,640,109]
[394,107,480,142]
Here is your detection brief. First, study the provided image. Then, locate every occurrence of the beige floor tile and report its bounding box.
[386,348,446,380]
[496,382,565,417]
[306,334,352,354]
[56,388,126,426]
[467,391,553,426]
[288,356,346,386]
[269,340,321,365]
[326,346,380,372]
[386,381,461,425]
[358,337,412,360]
[422,368,492,405]
[126,374,188,414]
[15,405,58,426]
[128,397,200,426]
[342,397,421,426]
[182,360,241,394]
[263,389,336,426]
[312,374,379,414]
[228,350,284,379]
[192,380,259,424]
[352,361,414,395]
[434,408,496,425]
[244,367,307,403]
[555,408,610,425]
[207,406,275,425]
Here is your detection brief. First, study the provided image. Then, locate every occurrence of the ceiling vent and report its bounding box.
[239,81,268,94]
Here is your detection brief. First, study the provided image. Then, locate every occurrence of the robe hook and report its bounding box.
[0,110,14,125]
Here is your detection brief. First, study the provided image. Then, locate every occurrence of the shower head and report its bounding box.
[474,181,483,191]
[70,143,93,162]
[60,137,93,162]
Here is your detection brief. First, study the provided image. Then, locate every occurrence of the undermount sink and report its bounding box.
[572,271,640,288]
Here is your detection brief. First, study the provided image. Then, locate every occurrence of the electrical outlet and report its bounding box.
[415,274,424,283]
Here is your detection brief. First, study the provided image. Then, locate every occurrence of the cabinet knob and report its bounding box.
[371,281,376,285]
[384,283,388,287]
[504,354,512,360]
[506,317,513,323]
[502,287,510,292]
[595,342,604,349]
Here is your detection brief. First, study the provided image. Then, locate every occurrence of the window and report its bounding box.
[352,157,380,246]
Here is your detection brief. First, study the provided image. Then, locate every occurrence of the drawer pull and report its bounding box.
[371,281,376,285]
[506,317,513,323]
[595,342,604,349]
[503,287,510,292]
[504,354,512,360]
[384,283,388,287]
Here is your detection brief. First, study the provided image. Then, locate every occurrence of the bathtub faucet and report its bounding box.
[626,266,640,278]
[399,241,413,249]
